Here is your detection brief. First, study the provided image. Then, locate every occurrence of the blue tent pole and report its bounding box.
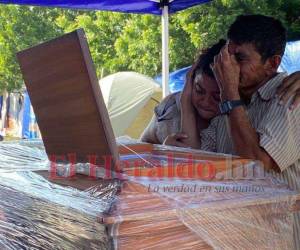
[161,0,170,97]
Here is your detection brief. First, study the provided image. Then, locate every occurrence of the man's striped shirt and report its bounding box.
[200,72,300,249]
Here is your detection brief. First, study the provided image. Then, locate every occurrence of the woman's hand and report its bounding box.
[277,71,300,109]
[163,133,189,148]
[180,70,193,107]
[179,67,201,149]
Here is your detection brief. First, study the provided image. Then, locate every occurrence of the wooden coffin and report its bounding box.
[103,178,299,250]
[17,29,118,167]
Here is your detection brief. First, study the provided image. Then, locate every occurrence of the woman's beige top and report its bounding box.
[153,92,181,144]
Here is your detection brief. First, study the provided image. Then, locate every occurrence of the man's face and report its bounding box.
[228,40,269,95]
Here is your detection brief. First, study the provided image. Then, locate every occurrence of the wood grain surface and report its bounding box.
[17,29,119,167]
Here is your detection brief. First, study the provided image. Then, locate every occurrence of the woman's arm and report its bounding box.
[140,115,160,144]
[164,71,201,149]
[179,70,201,148]
[277,71,300,109]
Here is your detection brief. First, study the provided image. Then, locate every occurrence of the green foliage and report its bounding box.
[55,10,129,77]
[0,5,63,92]
[177,0,300,50]
[0,0,299,92]
[114,15,161,76]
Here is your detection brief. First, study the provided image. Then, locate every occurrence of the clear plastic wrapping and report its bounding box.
[0,139,48,172]
[0,138,299,249]
[105,140,300,250]
[105,177,298,250]
[0,182,112,249]
[0,139,120,249]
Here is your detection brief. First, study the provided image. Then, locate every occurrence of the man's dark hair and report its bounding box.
[189,39,226,82]
[227,14,287,61]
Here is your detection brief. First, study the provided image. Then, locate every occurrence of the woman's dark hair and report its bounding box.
[227,15,286,61]
[187,39,226,84]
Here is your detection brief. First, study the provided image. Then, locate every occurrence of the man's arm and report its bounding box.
[212,44,280,171]
[226,102,280,171]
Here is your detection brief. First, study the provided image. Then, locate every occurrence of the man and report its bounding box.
[201,15,300,249]
[141,39,300,147]
[150,14,300,249]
